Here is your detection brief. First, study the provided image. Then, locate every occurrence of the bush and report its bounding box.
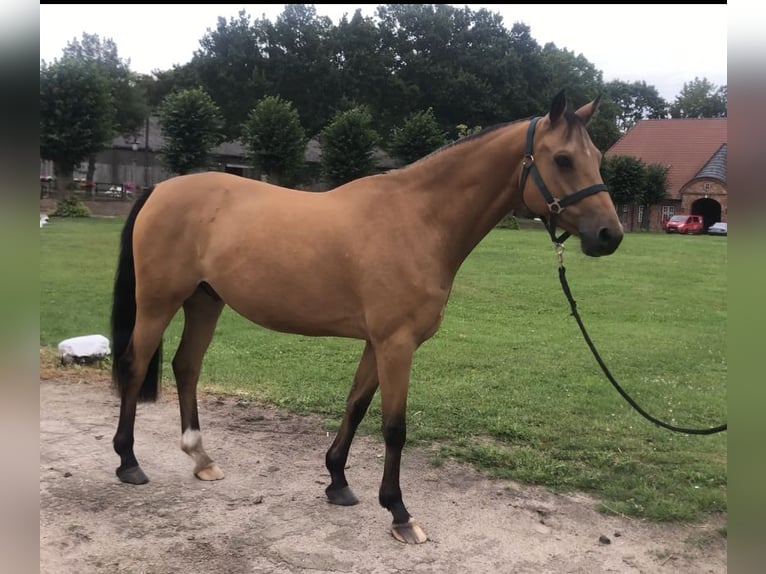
[496,213,519,229]
[52,196,91,218]
[320,106,379,187]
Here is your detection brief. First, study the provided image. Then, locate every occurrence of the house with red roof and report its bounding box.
[604,118,727,232]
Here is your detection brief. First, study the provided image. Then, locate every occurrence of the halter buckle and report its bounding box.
[548,199,562,214]
[522,154,534,168]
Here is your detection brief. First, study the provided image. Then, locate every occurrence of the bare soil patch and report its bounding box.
[40,366,726,573]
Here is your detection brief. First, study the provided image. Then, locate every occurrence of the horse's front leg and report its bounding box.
[375,333,428,544]
[325,342,379,505]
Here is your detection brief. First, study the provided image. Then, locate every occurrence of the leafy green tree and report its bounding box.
[640,163,669,230]
[62,33,146,137]
[606,79,668,131]
[588,101,622,152]
[540,44,619,150]
[331,9,410,136]
[137,64,200,110]
[61,33,148,184]
[601,155,646,231]
[191,10,272,140]
[40,58,114,194]
[669,77,727,118]
[242,96,307,186]
[320,106,379,187]
[376,4,523,130]
[507,22,551,117]
[540,44,604,108]
[157,88,224,175]
[389,108,447,164]
[265,5,339,136]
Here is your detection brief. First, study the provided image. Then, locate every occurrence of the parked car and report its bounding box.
[707,222,727,236]
[663,214,704,234]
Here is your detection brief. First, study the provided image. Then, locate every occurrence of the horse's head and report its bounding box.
[519,90,624,257]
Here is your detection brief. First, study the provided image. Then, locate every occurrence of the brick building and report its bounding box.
[604,118,727,232]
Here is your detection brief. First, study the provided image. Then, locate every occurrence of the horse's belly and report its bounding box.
[209,273,366,339]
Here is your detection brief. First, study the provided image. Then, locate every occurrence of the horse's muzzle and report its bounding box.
[580,225,624,257]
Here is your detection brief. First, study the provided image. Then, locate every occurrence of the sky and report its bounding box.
[39,4,728,103]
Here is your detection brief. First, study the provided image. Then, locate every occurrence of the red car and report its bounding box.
[663,214,704,234]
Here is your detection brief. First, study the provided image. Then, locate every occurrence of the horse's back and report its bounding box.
[132,172,371,337]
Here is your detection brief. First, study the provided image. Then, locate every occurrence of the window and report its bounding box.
[637,205,644,224]
[662,205,675,220]
[703,182,711,191]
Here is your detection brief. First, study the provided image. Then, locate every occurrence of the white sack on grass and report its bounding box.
[58,334,111,361]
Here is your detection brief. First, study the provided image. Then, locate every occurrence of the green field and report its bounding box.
[40,217,727,522]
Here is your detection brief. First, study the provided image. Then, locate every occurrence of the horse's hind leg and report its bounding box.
[173,286,225,481]
[325,342,379,506]
[114,311,175,484]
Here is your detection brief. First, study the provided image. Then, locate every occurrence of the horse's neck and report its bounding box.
[396,124,527,272]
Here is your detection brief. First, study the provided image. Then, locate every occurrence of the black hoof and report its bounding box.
[116,465,149,485]
[326,486,359,506]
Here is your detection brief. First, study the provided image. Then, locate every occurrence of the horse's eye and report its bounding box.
[555,155,573,169]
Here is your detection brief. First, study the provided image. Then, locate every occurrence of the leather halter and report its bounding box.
[518,116,609,245]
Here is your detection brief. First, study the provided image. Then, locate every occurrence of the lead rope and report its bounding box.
[553,242,727,435]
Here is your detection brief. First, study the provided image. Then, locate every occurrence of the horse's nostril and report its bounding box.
[598,226,624,249]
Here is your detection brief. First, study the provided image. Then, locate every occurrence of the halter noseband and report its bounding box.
[518,116,609,245]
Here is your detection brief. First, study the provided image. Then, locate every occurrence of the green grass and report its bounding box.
[40,217,727,522]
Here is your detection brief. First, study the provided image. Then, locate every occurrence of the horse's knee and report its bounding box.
[382,416,406,450]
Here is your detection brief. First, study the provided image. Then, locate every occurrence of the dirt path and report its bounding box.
[40,378,726,573]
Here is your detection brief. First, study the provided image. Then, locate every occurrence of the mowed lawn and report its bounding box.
[40,216,727,522]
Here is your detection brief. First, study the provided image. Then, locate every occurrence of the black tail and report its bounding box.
[111,186,162,402]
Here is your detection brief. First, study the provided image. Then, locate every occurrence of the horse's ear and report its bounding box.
[549,89,567,125]
[575,94,601,126]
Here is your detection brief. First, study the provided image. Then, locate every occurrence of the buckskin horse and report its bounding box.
[110,90,623,544]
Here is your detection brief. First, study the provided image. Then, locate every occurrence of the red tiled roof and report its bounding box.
[605,118,727,199]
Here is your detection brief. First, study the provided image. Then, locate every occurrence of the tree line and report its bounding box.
[40,3,727,194]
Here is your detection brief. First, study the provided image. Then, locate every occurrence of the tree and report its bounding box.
[605,79,668,131]
[376,4,523,131]
[540,43,620,150]
[669,77,727,118]
[265,5,340,136]
[320,106,379,187]
[242,96,307,186]
[137,65,200,110]
[191,10,272,140]
[389,108,447,164]
[331,9,410,136]
[157,88,224,175]
[508,22,551,117]
[60,33,148,184]
[40,58,114,195]
[601,155,645,230]
[639,163,669,230]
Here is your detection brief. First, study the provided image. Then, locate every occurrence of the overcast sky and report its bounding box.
[39,4,727,103]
